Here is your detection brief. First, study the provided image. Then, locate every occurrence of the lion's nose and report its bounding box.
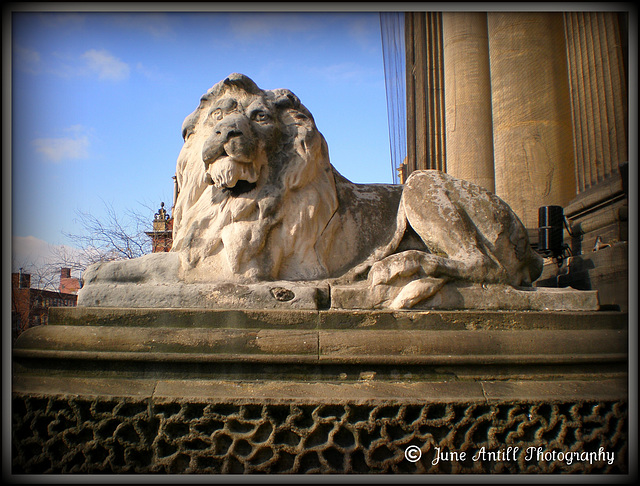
[216,126,243,142]
[215,114,249,142]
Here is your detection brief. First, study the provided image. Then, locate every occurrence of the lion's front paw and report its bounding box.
[389,277,447,309]
[369,250,427,287]
[368,250,443,287]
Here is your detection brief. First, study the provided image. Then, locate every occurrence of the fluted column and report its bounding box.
[488,13,576,229]
[442,12,495,192]
[564,12,628,193]
[405,12,446,173]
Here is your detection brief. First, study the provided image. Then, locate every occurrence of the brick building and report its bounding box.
[59,267,81,294]
[11,269,79,341]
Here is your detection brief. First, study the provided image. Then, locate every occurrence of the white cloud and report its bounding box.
[14,45,130,82]
[11,236,85,283]
[135,61,167,81]
[31,125,93,163]
[13,45,42,74]
[311,62,379,84]
[66,124,87,135]
[81,49,130,81]
[12,236,54,271]
[32,134,90,163]
[347,17,380,54]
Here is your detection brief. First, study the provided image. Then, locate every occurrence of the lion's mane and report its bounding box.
[171,74,339,282]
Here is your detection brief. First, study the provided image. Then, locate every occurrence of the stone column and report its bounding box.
[405,12,446,173]
[405,12,424,174]
[563,12,628,193]
[488,13,576,229]
[442,12,495,193]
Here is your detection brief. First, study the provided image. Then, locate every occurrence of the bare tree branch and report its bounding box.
[13,200,158,291]
[63,200,154,266]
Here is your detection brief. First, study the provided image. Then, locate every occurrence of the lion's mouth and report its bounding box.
[223,179,257,197]
[207,155,260,194]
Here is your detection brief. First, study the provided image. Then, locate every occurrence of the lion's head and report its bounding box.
[171,73,339,282]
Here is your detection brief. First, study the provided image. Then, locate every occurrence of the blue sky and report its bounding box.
[10,8,395,273]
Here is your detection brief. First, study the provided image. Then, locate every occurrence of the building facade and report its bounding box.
[11,269,79,340]
[382,10,630,310]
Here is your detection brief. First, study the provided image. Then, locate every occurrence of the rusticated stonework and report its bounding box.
[12,394,627,474]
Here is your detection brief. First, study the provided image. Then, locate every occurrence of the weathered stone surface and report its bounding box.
[12,385,628,474]
[330,281,600,311]
[78,73,555,310]
[49,306,624,331]
[48,306,322,329]
[77,279,599,311]
[14,325,319,361]
[14,324,626,370]
[12,375,626,404]
[15,308,626,378]
[77,279,329,310]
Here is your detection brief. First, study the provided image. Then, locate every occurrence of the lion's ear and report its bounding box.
[223,73,262,95]
[273,90,300,110]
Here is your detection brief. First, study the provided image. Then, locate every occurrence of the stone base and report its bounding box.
[12,307,628,475]
[12,378,628,474]
[77,281,331,310]
[537,242,628,312]
[331,281,600,311]
[78,280,599,312]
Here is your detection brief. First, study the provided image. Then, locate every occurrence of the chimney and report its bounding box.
[19,271,31,289]
[59,268,81,294]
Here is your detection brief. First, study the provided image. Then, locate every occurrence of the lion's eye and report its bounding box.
[182,126,195,141]
[251,110,270,122]
[212,108,223,121]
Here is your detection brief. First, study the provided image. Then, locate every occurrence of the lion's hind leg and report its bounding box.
[402,170,507,283]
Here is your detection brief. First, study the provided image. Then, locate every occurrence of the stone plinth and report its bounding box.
[77,279,599,312]
[12,308,628,474]
[76,280,331,310]
[331,282,599,311]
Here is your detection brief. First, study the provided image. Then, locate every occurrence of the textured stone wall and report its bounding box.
[13,307,627,476]
[12,393,627,474]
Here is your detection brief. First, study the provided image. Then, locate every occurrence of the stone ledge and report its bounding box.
[48,307,626,330]
[15,308,628,383]
[12,375,627,404]
[14,326,627,367]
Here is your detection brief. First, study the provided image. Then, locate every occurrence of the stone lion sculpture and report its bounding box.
[80,73,543,310]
